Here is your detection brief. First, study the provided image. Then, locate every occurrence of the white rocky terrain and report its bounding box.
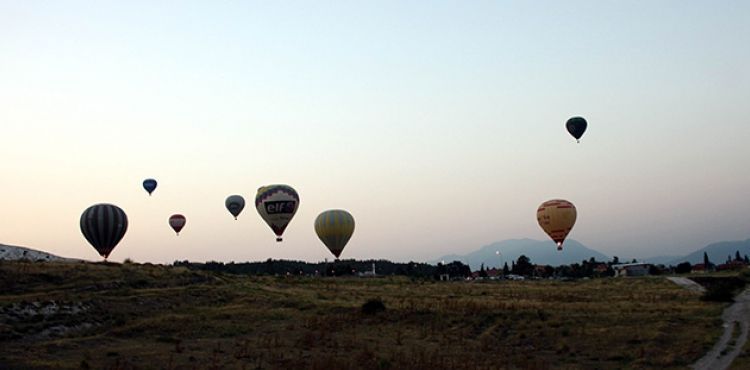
[0,243,77,262]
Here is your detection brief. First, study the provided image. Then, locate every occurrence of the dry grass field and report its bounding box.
[0,261,728,369]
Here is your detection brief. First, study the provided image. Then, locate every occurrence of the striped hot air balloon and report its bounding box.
[536,199,577,251]
[255,185,299,242]
[80,204,128,259]
[315,210,355,259]
[169,214,186,235]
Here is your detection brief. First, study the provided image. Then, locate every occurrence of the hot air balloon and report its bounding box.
[255,185,299,242]
[80,204,128,259]
[315,210,355,259]
[536,199,577,251]
[225,195,245,220]
[169,214,186,235]
[143,178,158,195]
[566,117,587,143]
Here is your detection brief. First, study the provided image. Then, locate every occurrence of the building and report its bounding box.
[358,263,377,277]
[716,260,747,271]
[612,263,651,277]
[593,264,609,275]
[691,263,708,273]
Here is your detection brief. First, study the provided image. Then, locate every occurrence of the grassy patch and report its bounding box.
[729,323,750,370]
[0,262,729,369]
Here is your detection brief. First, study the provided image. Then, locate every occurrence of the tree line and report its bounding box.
[173,249,749,280]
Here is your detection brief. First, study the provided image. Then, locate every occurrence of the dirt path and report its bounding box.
[666,276,707,293]
[690,288,750,370]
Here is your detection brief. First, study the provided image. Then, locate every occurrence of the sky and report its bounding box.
[1,1,749,264]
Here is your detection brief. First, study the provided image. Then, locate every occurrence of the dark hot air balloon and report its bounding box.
[169,214,186,235]
[143,178,158,195]
[225,195,245,220]
[80,204,128,259]
[565,117,587,143]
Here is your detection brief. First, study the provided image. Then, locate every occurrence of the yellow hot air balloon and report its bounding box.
[314,210,355,258]
[536,199,577,251]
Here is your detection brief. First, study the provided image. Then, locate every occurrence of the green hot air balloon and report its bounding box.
[225,195,245,220]
[315,209,355,259]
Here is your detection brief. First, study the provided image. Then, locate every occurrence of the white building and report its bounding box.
[612,263,651,277]
[358,263,377,277]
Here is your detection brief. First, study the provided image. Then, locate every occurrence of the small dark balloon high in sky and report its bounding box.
[566,117,587,143]
[143,178,158,196]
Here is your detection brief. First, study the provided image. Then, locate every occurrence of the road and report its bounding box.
[671,279,750,370]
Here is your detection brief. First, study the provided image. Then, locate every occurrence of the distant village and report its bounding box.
[173,250,750,281]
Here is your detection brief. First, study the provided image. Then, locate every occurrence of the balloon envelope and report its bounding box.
[536,199,577,250]
[565,117,587,143]
[169,214,186,235]
[143,178,158,195]
[80,204,128,259]
[225,195,245,220]
[315,210,355,258]
[255,185,299,242]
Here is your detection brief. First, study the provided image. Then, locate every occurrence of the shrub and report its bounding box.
[700,279,746,302]
[362,298,386,315]
[675,262,692,274]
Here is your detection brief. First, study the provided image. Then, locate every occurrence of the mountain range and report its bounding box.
[667,239,750,265]
[2,238,749,269]
[434,238,750,270]
[434,239,609,270]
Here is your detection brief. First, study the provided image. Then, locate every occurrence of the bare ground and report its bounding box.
[666,277,707,293]
[690,288,750,370]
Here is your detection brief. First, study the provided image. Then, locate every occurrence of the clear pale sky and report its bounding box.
[1,1,748,263]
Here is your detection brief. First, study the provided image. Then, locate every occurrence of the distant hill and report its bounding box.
[0,243,75,262]
[640,255,683,265]
[669,239,750,265]
[434,239,610,270]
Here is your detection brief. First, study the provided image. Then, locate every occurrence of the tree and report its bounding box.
[612,256,620,265]
[675,262,692,274]
[512,255,534,276]
[502,262,510,275]
[479,263,488,278]
[703,252,710,267]
[434,262,447,279]
[543,265,555,278]
[735,250,742,262]
[744,255,749,264]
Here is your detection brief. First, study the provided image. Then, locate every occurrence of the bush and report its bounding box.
[699,278,747,302]
[362,298,386,315]
[675,262,692,274]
